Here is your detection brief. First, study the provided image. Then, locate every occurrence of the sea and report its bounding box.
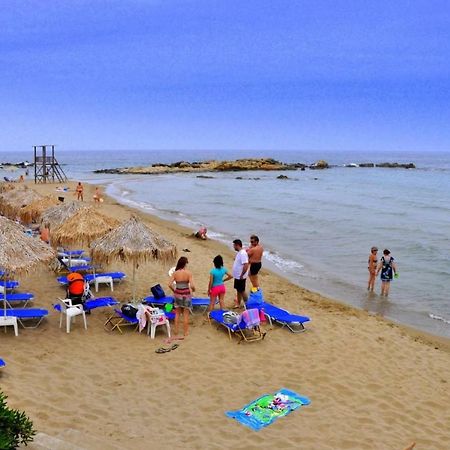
[1,149,450,339]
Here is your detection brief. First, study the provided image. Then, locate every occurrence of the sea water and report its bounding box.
[2,149,449,338]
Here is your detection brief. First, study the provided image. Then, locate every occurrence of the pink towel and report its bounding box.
[240,308,260,328]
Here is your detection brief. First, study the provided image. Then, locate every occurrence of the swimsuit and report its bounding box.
[174,280,192,308]
[380,256,394,282]
[250,262,262,275]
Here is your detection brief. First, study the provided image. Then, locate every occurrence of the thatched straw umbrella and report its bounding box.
[0,187,42,219]
[19,195,59,224]
[90,215,177,300]
[40,201,85,229]
[0,182,16,194]
[0,216,55,315]
[51,207,120,247]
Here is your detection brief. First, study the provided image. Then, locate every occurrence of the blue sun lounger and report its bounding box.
[143,296,211,312]
[209,309,266,342]
[53,297,119,313]
[1,308,49,328]
[57,272,126,285]
[0,359,5,368]
[0,280,19,290]
[250,302,310,333]
[104,308,139,333]
[0,293,34,307]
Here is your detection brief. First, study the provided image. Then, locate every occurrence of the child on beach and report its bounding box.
[207,255,232,312]
[168,257,195,336]
[93,187,103,203]
[367,246,378,291]
[376,249,398,296]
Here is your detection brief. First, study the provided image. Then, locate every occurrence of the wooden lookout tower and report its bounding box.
[33,145,68,183]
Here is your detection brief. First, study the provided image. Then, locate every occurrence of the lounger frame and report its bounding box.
[104,309,139,333]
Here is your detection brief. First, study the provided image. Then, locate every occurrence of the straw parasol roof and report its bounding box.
[51,207,120,246]
[0,186,42,219]
[90,215,177,300]
[0,215,55,274]
[19,195,60,223]
[0,182,16,193]
[40,201,85,228]
[90,215,177,265]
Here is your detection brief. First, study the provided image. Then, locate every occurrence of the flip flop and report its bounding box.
[170,344,179,351]
[155,347,170,354]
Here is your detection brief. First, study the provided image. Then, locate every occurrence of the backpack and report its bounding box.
[151,284,166,299]
[121,304,138,319]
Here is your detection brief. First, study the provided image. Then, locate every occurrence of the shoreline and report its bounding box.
[102,178,450,348]
[96,179,450,352]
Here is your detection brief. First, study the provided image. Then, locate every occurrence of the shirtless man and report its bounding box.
[247,235,264,289]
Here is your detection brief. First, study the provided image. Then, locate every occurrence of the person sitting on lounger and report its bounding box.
[207,255,233,312]
[67,272,85,306]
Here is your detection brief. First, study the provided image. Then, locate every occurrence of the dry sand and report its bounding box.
[1,181,449,450]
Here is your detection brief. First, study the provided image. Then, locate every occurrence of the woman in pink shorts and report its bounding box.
[207,255,233,312]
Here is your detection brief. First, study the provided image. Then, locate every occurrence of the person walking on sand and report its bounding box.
[247,235,264,289]
[93,187,103,204]
[232,239,249,308]
[376,249,398,296]
[168,257,195,336]
[75,182,84,201]
[367,246,378,292]
[207,255,232,312]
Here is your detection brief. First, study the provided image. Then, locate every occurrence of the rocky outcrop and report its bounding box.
[95,158,302,174]
[376,162,416,169]
[94,158,416,175]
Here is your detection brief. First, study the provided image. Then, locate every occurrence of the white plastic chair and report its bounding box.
[0,316,18,336]
[94,276,113,293]
[58,298,87,333]
[147,307,171,339]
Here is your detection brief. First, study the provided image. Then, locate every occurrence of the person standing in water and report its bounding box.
[247,235,264,289]
[376,249,398,296]
[367,246,378,292]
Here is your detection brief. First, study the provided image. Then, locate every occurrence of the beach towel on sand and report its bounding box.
[226,388,310,431]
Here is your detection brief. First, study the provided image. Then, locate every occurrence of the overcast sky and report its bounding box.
[1,0,450,152]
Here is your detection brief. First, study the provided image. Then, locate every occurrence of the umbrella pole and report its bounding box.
[132,263,136,302]
[3,273,7,315]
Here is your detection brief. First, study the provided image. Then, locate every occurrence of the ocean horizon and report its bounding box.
[2,148,450,339]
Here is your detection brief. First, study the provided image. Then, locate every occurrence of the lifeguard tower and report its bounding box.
[33,145,67,184]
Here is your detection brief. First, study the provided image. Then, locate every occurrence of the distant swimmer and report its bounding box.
[367,246,378,292]
[376,249,398,296]
[75,182,84,201]
[247,235,264,289]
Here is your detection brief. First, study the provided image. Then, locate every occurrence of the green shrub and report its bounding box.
[0,391,36,449]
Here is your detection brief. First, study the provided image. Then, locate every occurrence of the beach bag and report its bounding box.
[247,289,264,307]
[121,304,138,319]
[151,284,166,299]
[223,311,240,325]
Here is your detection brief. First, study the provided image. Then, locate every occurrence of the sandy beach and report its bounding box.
[1,180,449,450]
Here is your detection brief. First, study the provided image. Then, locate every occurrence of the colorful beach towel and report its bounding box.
[226,388,310,431]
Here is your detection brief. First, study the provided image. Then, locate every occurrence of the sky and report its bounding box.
[1,0,450,152]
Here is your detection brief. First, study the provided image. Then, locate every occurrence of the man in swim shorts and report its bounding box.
[232,239,249,307]
[247,235,264,289]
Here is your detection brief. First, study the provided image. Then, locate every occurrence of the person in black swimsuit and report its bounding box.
[247,235,264,289]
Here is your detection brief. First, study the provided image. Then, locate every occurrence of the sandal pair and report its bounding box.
[155,343,179,354]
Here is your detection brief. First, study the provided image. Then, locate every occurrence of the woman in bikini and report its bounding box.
[168,256,196,336]
[367,246,378,292]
